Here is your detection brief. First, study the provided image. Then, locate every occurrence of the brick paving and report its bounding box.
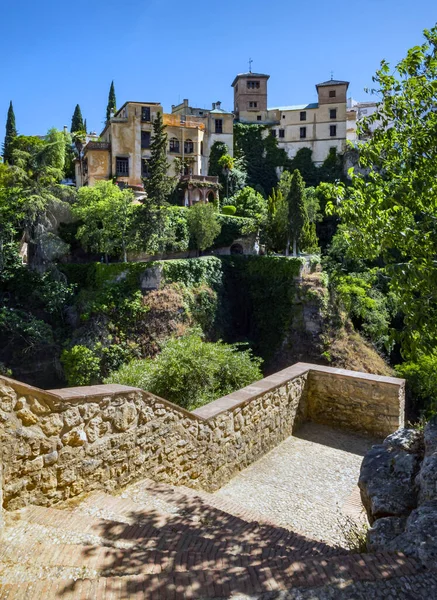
[0,424,435,597]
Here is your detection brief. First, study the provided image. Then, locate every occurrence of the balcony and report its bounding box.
[164,114,205,130]
[181,175,219,184]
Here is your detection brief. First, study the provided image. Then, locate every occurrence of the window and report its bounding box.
[116,157,129,177]
[184,139,194,154]
[141,130,151,149]
[271,129,276,137]
[300,127,306,139]
[330,125,337,137]
[169,137,180,153]
[141,106,151,121]
[141,159,150,178]
[247,81,260,89]
[249,101,258,108]
[330,108,337,119]
[329,90,336,98]
[215,119,223,133]
[200,141,204,155]
[282,114,286,119]
[257,115,262,121]
[279,129,285,138]
[300,111,306,121]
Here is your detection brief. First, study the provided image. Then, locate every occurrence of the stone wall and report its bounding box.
[0,363,405,521]
[306,365,405,438]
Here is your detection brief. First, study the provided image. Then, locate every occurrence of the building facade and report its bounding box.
[232,72,350,165]
[75,99,233,205]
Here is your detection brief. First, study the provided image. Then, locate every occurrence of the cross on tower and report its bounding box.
[330,70,334,81]
[249,58,253,73]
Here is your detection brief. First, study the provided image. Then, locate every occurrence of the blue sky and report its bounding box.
[1,0,436,137]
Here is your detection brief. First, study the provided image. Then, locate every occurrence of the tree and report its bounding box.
[106,80,116,123]
[288,148,319,187]
[70,104,85,133]
[144,112,173,207]
[187,203,221,255]
[318,147,344,183]
[3,101,17,164]
[329,25,437,357]
[234,123,285,196]
[287,169,307,256]
[209,141,247,198]
[231,186,267,225]
[73,181,136,262]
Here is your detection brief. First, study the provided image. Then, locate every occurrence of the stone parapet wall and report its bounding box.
[0,363,405,518]
[305,365,405,438]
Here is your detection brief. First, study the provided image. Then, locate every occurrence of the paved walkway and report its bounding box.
[214,422,379,547]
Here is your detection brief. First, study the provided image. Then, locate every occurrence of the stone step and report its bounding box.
[16,504,331,561]
[73,491,341,556]
[0,552,422,598]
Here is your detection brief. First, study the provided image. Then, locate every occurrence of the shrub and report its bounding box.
[222,205,236,216]
[61,345,101,386]
[105,330,263,410]
[397,354,437,417]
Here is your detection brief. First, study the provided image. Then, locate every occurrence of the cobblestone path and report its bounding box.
[0,424,435,598]
[214,422,378,547]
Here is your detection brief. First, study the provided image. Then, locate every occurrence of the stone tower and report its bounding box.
[231,72,270,119]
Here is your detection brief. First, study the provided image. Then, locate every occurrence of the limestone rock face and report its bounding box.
[367,516,407,552]
[359,438,420,523]
[386,502,437,569]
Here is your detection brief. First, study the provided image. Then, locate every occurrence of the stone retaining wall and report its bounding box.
[0,363,405,524]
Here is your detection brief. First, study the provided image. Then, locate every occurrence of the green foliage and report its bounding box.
[218,154,234,170]
[208,141,247,198]
[70,104,85,134]
[0,307,54,354]
[3,101,17,164]
[73,181,137,261]
[397,353,437,417]
[287,148,319,187]
[328,25,437,359]
[105,330,263,410]
[287,170,308,255]
[222,205,236,216]
[106,81,116,124]
[214,214,256,248]
[61,345,101,386]
[208,141,228,177]
[230,186,267,224]
[161,256,224,290]
[186,203,221,253]
[318,148,344,183]
[234,123,285,196]
[143,112,174,207]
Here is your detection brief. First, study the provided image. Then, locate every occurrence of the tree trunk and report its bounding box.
[292,237,297,257]
[285,237,290,257]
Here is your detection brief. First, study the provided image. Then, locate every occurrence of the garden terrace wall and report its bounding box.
[0,363,405,520]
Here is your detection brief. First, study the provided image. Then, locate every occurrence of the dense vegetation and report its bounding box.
[2,25,437,417]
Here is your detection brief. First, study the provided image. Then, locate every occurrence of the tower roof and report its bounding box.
[231,72,270,87]
[316,79,349,89]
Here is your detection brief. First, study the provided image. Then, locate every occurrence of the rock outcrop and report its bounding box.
[360,418,437,568]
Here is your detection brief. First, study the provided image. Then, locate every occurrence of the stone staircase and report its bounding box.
[0,478,427,599]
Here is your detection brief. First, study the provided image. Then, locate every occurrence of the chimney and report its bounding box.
[63,125,68,134]
[183,99,189,106]
[216,101,221,109]
[212,102,216,110]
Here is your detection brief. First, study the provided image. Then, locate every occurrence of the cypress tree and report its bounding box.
[71,104,85,133]
[3,101,17,164]
[144,112,173,206]
[287,169,307,256]
[106,81,117,123]
[83,119,87,134]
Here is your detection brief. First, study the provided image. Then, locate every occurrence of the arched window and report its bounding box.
[169,137,180,153]
[184,139,194,154]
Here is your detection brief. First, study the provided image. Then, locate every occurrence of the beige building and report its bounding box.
[76,99,234,205]
[232,73,349,165]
